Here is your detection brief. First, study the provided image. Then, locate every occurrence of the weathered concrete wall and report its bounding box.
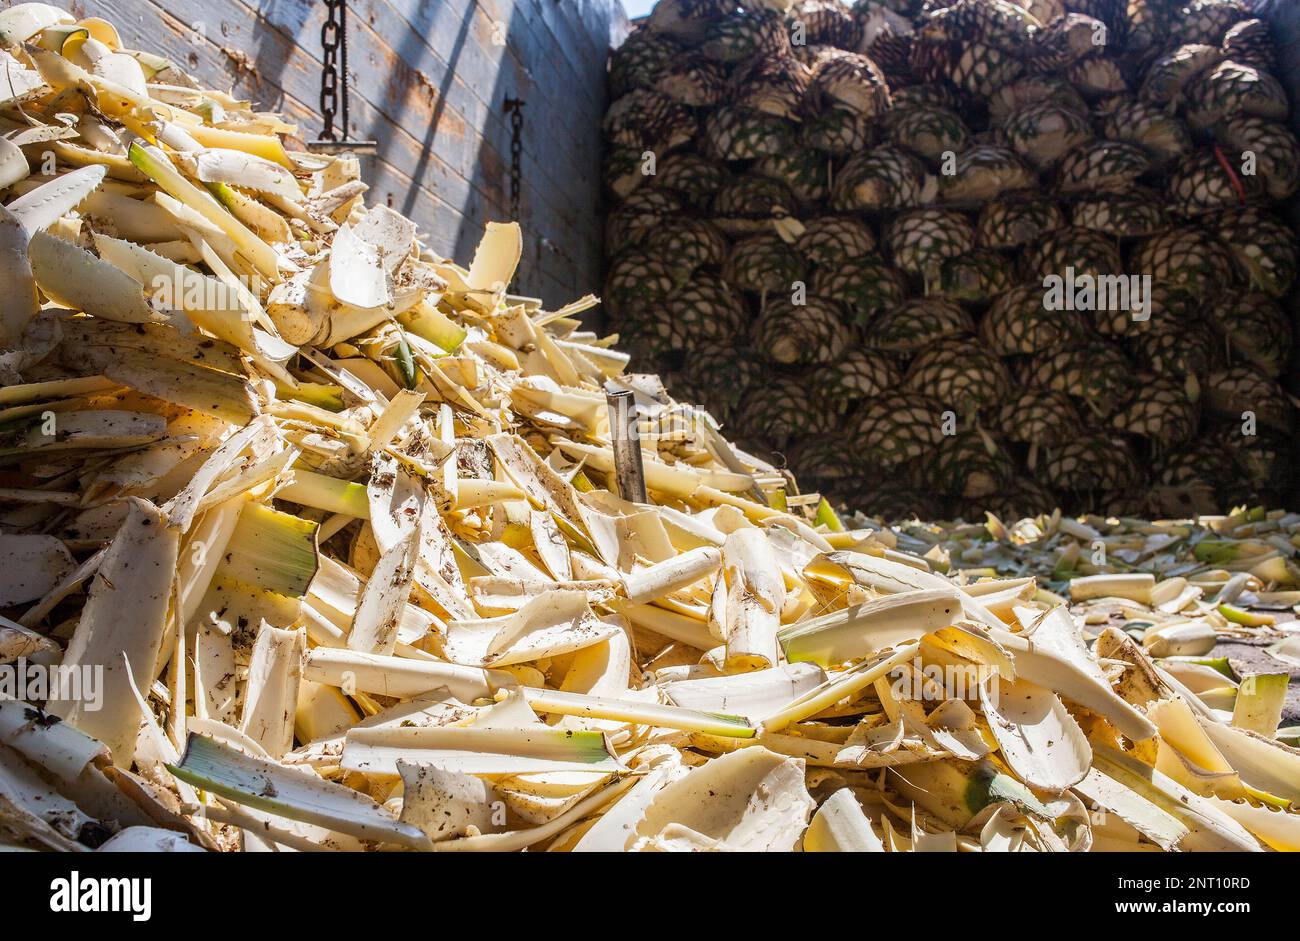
[57,0,629,305]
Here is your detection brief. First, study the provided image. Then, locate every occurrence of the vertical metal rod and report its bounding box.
[606,390,647,504]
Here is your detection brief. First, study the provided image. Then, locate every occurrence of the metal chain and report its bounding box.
[338,0,351,140]
[319,0,347,142]
[504,97,524,221]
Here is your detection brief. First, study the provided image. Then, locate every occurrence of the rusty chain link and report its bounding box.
[319,0,350,142]
[504,96,525,221]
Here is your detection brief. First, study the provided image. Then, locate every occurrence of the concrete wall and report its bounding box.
[54,0,629,306]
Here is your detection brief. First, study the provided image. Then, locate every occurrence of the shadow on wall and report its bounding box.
[247,0,315,113]
[433,0,630,307]
[433,0,507,273]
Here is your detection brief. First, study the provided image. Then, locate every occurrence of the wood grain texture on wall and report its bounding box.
[48,0,629,306]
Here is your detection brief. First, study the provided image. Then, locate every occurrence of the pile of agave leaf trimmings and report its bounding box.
[0,2,1298,853]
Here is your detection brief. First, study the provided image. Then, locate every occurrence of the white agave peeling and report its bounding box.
[662,662,825,720]
[718,528,785,671]
[340,725,624,778]
[397,761,500,843]
[188,148,303,202]
[632,747,814,852]
[443,590,620,668]
[979,676,1091,792]
[46,498,178,767]
[0,534,74,606]
[0,2,1295,855]
[0,4,73,46]
[329,220,391,309]
[803,787,885,852]
[239,623,305,759]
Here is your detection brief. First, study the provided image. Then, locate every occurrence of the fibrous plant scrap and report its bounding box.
[0,2,1297,853]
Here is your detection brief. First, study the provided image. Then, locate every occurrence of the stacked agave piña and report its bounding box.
[0,1,1296,855]
[603,0,1300,520]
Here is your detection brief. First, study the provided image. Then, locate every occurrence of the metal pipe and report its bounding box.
[606,390,647,504]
